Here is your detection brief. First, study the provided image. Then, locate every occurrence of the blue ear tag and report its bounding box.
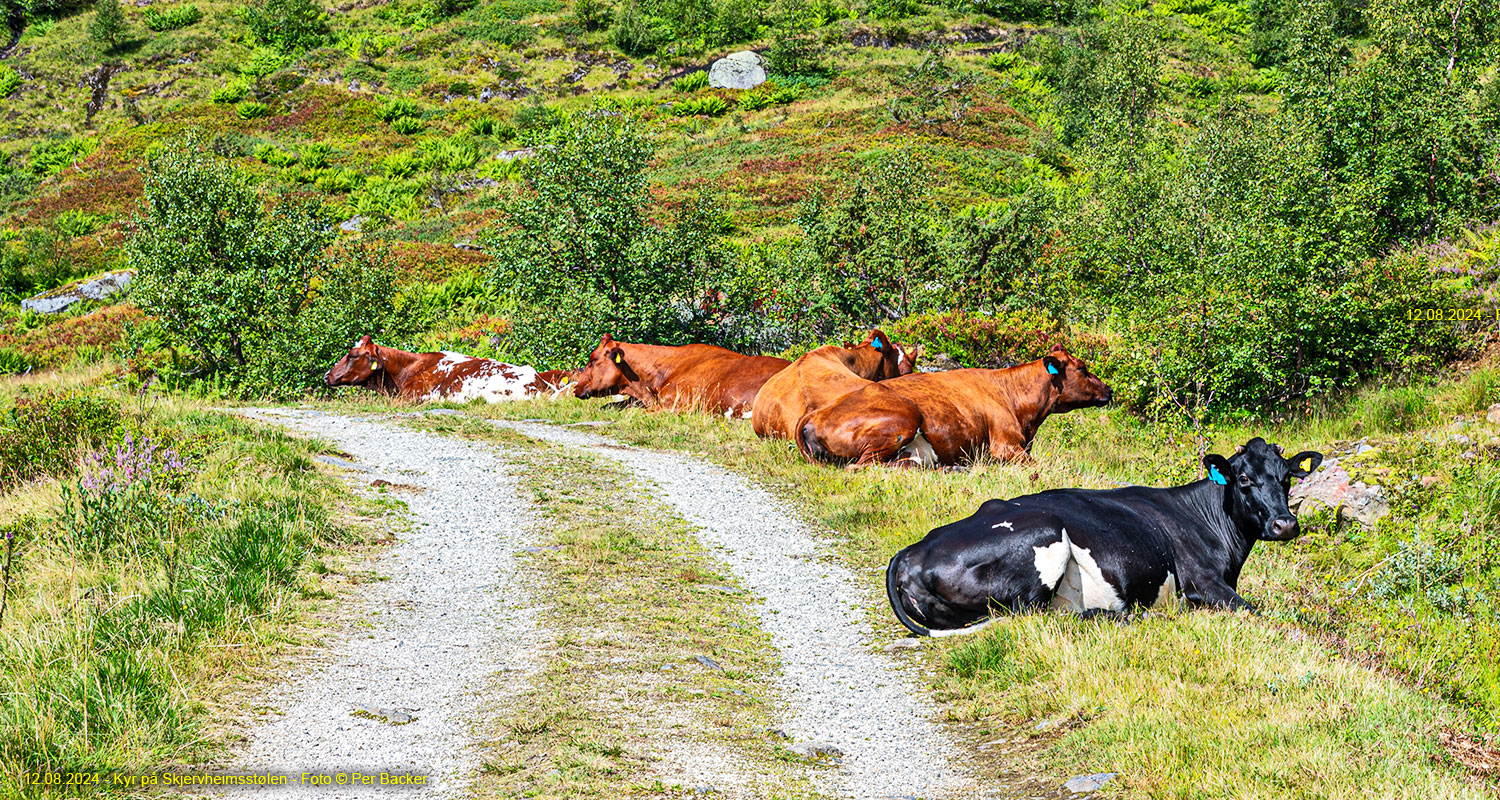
[872,337,883,350]
[1046,362,1059,375]
[1208,465,1227,485]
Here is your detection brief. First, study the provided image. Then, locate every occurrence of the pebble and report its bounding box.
[1064,772,1118,794]
[695,655,724,670]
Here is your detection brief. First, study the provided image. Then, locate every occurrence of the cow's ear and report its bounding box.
[609,347,625,366]
[1286,450,1323,478]
[910,344,924,363]
[1044,356,1062,376]
[1203,454,1231,485]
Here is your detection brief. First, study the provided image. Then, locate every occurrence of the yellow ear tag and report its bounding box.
[369,358,379,370]
[612,353,623,364]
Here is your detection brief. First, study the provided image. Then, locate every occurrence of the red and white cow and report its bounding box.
[324,336,574,401]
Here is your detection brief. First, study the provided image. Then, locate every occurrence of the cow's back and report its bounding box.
[751,347,864,439]
[647,346,788,415]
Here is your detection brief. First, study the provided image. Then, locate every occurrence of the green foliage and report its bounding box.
[888,309,1097,368]
[867,0,920,19]
[389,116,424,135]
[254,143,299,167]
[673,70,709,92]
[950,0,1073,22]
[737,81,801,111]
[88,0,127,51]
[53,209,109,238]
[28,137,97,179]
[0,391,121,491]
[610,1,674,54]
[143,4,203,31]
[489,112,736,367]
[887,48,980,128]
[0,65,20,99]
[210,80,249,103]
[764,31,829,78]
[126,138,402,397]
[946,625,1046,691]
[300,143,332,169]
[671,94,730,116]
[235,101,270,120]
[512,101,562,141]
[573,0,614,30]
[376,97,421,122]
[386,65,428,92]
[1047,12,1163,152]
[239,0,329,53]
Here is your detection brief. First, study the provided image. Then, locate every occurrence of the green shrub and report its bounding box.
[53,208,109,238]
[489,112,738,367]
[253,143,299,167]
[950,0,1074,21]
[210,81,249,103]
[738,81,800,110]
[512,101,561,141]
[28,137,98,179]
[143,4,203,31]
[126,137,404,397]
[466,116,502,136]
[867,0,920,19]
[239,0,329,52]
[313,168,364,193]
[671,94,731,116]
[376,96,421,121]
[887,48,980,127]
[381,150,423,178]
[887,310,1102,368]
[236,101,270,120]
[386,65,428,92]
[422,136,482,172]
[0,391,122,491]
[611,2,674,55]
[389,116,424,135]
[0,65,20,98]
[299,142,332,169]
[89,0,127,51]
[0,347,34,375]
[573,0,613,30]
[673,70,709,92]
[764,31,829,77]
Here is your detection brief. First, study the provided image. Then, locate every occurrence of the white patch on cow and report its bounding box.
[427,360,538,403]
[724,408,735,419]
[740,409,752,420]
[1154,571,1178,607]
[1048,533,1125,613]
[992,520,1014,530]
[434,351,473,375]
[896,431,938,467]
[1032,528,1070,588]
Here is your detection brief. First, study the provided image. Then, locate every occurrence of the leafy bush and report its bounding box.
[738,81,801,110]
[421,136,482,172]
[210,80,248,103]
[382,150,423,178]
[611,1,674,54]
[573,0,613,30]
[950,0,1074,22]
[377,97,422,121]
[28,137,97,179]
[673,70,708,92]
[299,142,332,169]
[253,143,298,167]
[0,347,34,375]
[389,116,424,135]
[512,101,562,141]
[672,95,731,116]
[53,208,109,238]
[235,101,270,120]
[386,65,428,92]
[0,390,121,491]
[867,0,920,19]
[489,112,738,367]
[89,0,127,50]
[126,137,404,397]
[764,31,829,78]
[0,65,19,98]
[143,4,203,31]
[239,0,329,52]
[887,310,1104,368]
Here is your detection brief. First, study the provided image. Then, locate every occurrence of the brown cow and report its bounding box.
[750,329,918,440]
[797,345,1112,466]
[324,336,574,401]
[571,335,791,417]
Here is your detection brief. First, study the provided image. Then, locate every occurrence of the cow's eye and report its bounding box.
[1238,475,1254,487]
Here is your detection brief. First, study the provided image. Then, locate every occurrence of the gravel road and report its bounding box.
[490,418,979,800]
[219,408,540,797]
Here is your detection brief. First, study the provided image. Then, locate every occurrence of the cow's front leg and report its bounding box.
[1183,584,1256,612]
[988,437,1034,464]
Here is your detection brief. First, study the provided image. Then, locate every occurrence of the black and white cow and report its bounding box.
[886,437,1323,637]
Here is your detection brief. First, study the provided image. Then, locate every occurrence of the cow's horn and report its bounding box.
[1234,445,1244,454]
[1275,443,1284,454]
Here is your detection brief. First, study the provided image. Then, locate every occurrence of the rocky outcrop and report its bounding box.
[21,270,133,314]
[707,51,766,89]
[1288,456,1390,530]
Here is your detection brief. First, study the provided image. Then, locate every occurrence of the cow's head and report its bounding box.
[573,334,634,399]
[1204,437,1323,541]
[325,335,385,387]
[1043,345,1113,411]
[850,329,913,380]
[895,343,923,375]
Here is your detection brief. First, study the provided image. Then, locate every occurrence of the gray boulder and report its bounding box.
[21,270,134,314]
[1064,772,1117,794]
[707,51,766,89]
[1288,457,1390,530]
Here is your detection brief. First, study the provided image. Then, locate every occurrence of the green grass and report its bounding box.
[0,376,381,795]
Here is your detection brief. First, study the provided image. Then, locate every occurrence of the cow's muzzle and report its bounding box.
[1267,516,1300,540]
